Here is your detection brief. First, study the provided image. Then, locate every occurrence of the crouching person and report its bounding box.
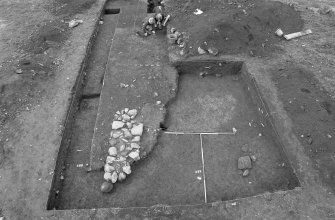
[142,16,156,36]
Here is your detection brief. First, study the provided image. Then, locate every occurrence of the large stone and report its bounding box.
[104,172,113,182]
[104,164,115,173]
[128,109,138,117]
[237,156,252,170]
[132,136,141,142]
[128,151,140,160]
[106,156,116,164]
[112,121,124,130]
[108,147,117,156]
[101,181,113,193]
[122,114,131,121]
[131,143,140,149]
[198,47,206,55]
[111,171,118,183]
[122,165,131,174]
[118,172,126,182]
[131,123,144,136]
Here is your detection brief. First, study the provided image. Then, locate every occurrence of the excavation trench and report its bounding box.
[47,0,300,211]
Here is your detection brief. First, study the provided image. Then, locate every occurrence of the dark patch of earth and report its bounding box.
[272,61,335,192]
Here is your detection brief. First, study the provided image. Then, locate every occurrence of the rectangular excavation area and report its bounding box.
[163,61,300,202]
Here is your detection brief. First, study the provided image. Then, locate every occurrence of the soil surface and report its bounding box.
[272,61,335,191]
[1,0,335,219]
[167,0,304,57]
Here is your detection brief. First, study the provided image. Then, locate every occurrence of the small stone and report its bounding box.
[131,143,140,149]
[109,138,117,146]
[15,69,23,74]
[126,122,132,129]
[131,123,144,136]
[124,108,129,113]
[250,155,257,162]
[101,181,113,193]
[111,172,118,183]
[123,165,131,174]
[154,92,159,97]
[307,137,313,145]
[208,47,219,56]
[122,128,132,138]
[215,73,222,77]
[112,131,123,138]
[128,109,138,117]
[242,169,250,177]
[198,47,206,55]
[119,156,126,162]
[238,156,252,169]
[122,114,131,121]
[104,164,115,173]
[156,101,162,105]
[119,144,125,151]
[104,172,113,182]
[116,111,121,114]
[108,147,117,156]
[128,151,140,160]
[106,156,116,164]
[118,172,126,182]
[170,27,176,33]
[132,136,141,142]
[112,121,124,130]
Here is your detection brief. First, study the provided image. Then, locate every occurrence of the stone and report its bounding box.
[131,143,140,149]
[119,156,126,162]
[237,156,252,169]
[122,114,131,121]
[111,172,118,183]
[132,136,141,142]
[131,123,144,136]
[112,121,124,130]
[208,47,219,56]
[198,47,206,55]
[101,181,113,193]
[104,172,113,182]
[242,169,250,177]
[250,155,257,162]
[108,147,117,156]
[122,128,132,138]
[112,131,123,138]
[170,27,176,33]
[118,172,126,182]
[124,108,129,113]
[126,122,132,129]
[109,138,117,146]
[128,151,140,160]
[104,164,115,173]
[119,144,125,151]
[106,156,116,164]
[123,165,131,174]
[128,109,138,117]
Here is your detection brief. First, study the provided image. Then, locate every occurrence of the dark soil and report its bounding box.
[272,61,335,192]
[167,0,304,57]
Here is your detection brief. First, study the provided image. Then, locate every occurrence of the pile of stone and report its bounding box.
[101,108,144,193]
[167,27,190,56]
[198,46,219,56]
[237,155,256,177]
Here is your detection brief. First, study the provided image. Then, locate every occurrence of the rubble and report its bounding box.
[68,19,83,28]
[238,156,252,169]
[198,47,206,55]
[208,47,219,56]
[102,108,145,192]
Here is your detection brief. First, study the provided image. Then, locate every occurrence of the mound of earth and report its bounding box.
[167,0,304,57]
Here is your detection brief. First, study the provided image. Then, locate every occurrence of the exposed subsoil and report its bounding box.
[272,61,335,192]
[0,0,97,168]
[167,0,303,57]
